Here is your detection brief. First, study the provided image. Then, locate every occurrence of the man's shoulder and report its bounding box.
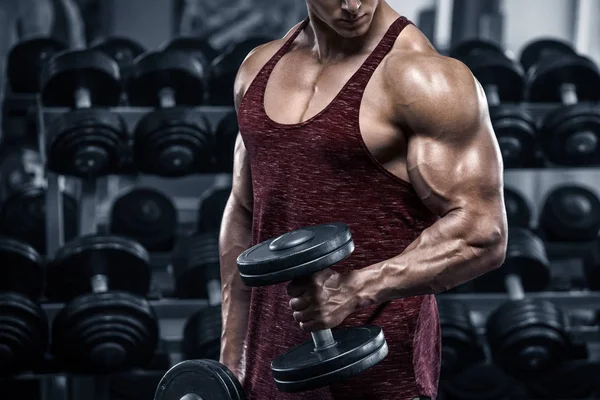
[382,25,474,102]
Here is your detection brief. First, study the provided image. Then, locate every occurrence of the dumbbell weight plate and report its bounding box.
[7,37,67,93]
[46,235,151,301]
[198,186,231,234]
[463,53,524,103]
[127,51,206,107]
[110,188,178,252]
[540,104,600,166]
[0,185,78,254]
[91,37,146,72]
[154,359,244,400]
[526,56,600,102]
[164,36,218,63]
[441,364,515,400]
[449,39,504,62]
[491,108,536,168]
[0,237,43,298]
[182,306,221,360]
[520,39,577,73]
[504,188,531,228]
[271,325,388,392]
[215,112,238,173]
[172,233,220,299]
[133,108,213,177]
[539,186,600,242]
[41,49,121,107]
[52,291,159,372]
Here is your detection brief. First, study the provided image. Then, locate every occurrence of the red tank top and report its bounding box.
[237,16,440,400]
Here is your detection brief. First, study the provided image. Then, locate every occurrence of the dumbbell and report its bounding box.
[438,299,485,380]
[0,237,48,374]
[504,187,531,228]
[237,223,388,392]
[0,183,78,254]
[480,228,570,379]
[522,39,600,166]
[91,37,146,77]
[539,185,600,242]
[40,49,129,178]
[182,307,222,362]
[214,111,239,173]
[197,185,231,234]
[6,37,66,94]
[128,51,213,177]
[46,235,159,372]
[451,40,536,168]
[164,36,219,64]
[110,188,178,252]
[208,37,272,106]
[155,359,245,400]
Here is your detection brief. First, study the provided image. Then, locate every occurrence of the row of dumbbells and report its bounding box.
[6,35,269,107]
[449,38,600,168]
[439,228,600,400]
[0,229,223,376]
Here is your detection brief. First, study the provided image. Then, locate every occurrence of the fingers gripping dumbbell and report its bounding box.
[539,185,600,242]
[171,234,222,360]
[128,51,213,177]
[438,299,485,380]
[482,228,570,379]
[523,39,600,166]
[46,235,159,372]
[40,50,129,178]
[451,40,536,168]
[237,223,388,392]
[0,238,48,374]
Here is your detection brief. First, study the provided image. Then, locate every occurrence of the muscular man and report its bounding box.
[219,1,508,399]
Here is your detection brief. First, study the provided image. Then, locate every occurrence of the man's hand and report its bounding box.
[286,269,360,332]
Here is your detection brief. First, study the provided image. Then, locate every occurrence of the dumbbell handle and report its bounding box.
[312,329,336,351]
[483,84,501,107]
[505,273,525,300]
[91,274,109,293]
[159,87,176,108]
[75,87,92,108]
[560,83,578,105]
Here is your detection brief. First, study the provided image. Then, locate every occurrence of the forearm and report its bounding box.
[219,201,253,372]
[352,209,507,308]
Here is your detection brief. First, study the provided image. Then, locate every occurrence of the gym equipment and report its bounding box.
[154,359,245,400]
[438,300,484,380]
[441,364,515,400]
[164,36,219,64]
[583,236,600,290]
[452,40,535,168]
[0,237,48,374]
[519,38,576,73]
[110,188,178,252]
[482,228,570,379]
[46,235,159,372]
[539,185,600,242]
[197,185,231,234]
[525,360,595,400]
[237,223,388,392]
[182,306,221,361]
[215,112,239,173]
[504,187,531,228]
[128,51,213,177]
[523,40,600,166]
[91,37,146,75]
[208,37,272,106]
[40,49,129,178]
[6,37,67,94]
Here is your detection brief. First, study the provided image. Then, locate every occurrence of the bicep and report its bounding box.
[406,79,504,218]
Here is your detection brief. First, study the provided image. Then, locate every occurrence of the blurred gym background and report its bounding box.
[0,0,599,399]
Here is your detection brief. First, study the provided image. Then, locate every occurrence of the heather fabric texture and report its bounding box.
[237,16,441,400]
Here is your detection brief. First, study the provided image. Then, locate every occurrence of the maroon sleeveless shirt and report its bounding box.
[237,16,441,400]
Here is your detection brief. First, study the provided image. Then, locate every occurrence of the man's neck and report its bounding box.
[305,2,399,63]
